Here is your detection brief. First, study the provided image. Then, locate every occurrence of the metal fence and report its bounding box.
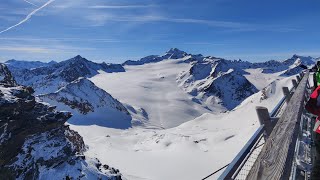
[201,72,308,180]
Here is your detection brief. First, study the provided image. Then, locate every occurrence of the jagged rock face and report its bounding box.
[177,53,313,110]
[38,78,132,129]
[0,63,17,87]
[0,64,122,179]
[11,55,125,94]
[39,78,129,115]
[203,70,258,109]
[178,57,258,110]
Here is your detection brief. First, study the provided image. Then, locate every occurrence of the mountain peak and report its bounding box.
[166,48,186,54]
[74,55,83,59]
[291,54,301,59]
[164,48,188,59]
[66,55,89,64]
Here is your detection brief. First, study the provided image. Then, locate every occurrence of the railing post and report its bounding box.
[282,87,291,103]
[256,106,272,138]
[296,75,301,82]
[292,79,298,89]
[300,72,304,79]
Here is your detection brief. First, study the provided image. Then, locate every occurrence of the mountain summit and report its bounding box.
[123,48,189,66]
[163,48,188,59]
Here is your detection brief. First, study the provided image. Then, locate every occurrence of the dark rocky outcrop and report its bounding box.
[0,63,121,179]
[0,63,17,87]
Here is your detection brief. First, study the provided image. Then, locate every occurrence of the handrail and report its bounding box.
[246,71,309,179]
[218,125,265,179]
[269,86,294,117]
[215,73,305,180]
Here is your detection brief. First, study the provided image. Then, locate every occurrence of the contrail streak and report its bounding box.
[23,0,38,7]
[0,0,55,34]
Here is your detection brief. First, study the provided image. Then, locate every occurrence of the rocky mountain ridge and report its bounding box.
[123,48,189,65]
[5,59,57,70]
[38,77,132,128]
[10,55,125,94]
[175,51,314,110]
[0,63,122,179]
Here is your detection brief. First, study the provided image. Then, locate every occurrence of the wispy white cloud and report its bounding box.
[84,14,251,29]
[84,13,300,32]
[23,0,38,7]
[0,44,95,54]
[89,5,156,9]
[0,0,55,34]
[0,37,121,43]
[0,46,50,53]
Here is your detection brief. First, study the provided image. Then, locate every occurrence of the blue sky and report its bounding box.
[1,0,320,63]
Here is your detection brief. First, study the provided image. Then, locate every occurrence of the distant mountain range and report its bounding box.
[7,55,125,94]
[0,49,316,179]
[177,53,315,109]
[3,48,316,126]
[5,59,57,70]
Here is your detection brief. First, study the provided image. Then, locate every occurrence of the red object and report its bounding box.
[315,119,320,134]
[305,86,320,134]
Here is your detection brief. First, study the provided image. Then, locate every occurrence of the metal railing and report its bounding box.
[202,72,309,180]
[246,71,310,179]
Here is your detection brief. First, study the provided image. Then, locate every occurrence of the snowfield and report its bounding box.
[66,58,299,180]
[90,57,214,129]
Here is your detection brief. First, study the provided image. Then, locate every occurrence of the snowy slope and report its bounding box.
[83,50,309,180]
[70,75,297,180]
[38,78,132,129]
[90,57,213,129]
[91,50,310,128]
[4,49,313,180]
